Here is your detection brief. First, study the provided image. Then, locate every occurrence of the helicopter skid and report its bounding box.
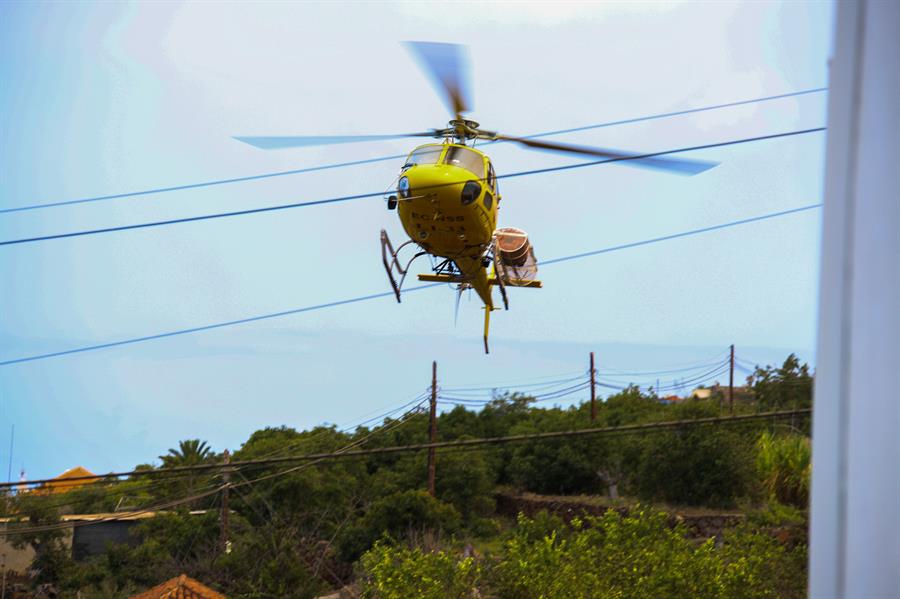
[381,229,427,303]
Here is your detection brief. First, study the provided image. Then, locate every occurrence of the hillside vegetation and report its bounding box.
[9,355,812,598]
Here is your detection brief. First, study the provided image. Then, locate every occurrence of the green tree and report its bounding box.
[337,490,461,562]
[630,425,754,507]
[9,493,77,587]
[747,354,813,411]
[435,447,495,522]
[159,439,214,467]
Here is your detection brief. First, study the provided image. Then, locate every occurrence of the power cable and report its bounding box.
[596,348,731,376]
[0,409,810,496]
[538,203,820,267]
[11,402,429,499]
[248,393,428,462]
[0,88,826,215]
[438,373,587,394]
[438,376,590,400]
[439,380,592,405]
[0,203,821,368]
[0,127,825,248]
[3,401,429,534]
[625,362,731,392]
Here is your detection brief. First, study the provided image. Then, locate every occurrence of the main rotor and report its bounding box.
[233,42,718,176]
[432,119,495,144]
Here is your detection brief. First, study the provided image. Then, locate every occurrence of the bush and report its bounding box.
[337,490,461,562]
[630,425,755,507]
[360,541,480,599]
[490,508,801,599]
[435,448,496,521]
[756,431,811,508]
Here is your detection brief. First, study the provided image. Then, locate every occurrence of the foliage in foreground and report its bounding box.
[756,430,811,508]
[360,508,806,599]
[360,542,480,599]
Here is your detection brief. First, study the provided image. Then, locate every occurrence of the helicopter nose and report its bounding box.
[403,165,463,201]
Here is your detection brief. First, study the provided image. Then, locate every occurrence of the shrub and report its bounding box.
[630,426,755,507]
[359,541,480,599]
[756,431,811,508]
[337,490,461,562]
[489,508,799,599]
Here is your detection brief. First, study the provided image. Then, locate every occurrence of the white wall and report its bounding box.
[809,1,900,597]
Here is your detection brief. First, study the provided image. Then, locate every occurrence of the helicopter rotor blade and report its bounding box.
[233,132,437,150]
[494,134,719,175]
[404,41,472,119]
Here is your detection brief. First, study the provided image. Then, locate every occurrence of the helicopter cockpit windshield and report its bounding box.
[443,146,485,177]
[403,144,443,169]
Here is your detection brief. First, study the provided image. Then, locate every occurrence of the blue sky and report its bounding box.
[0,1,833,480]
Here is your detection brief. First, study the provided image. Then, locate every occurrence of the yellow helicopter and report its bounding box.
[235,42,717,353]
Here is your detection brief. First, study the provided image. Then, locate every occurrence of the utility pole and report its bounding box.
[428,361,437,497]
[590,352,597,422]
[729,344,735,415]
[220,449,230,554]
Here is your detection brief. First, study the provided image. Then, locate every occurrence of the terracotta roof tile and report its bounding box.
[130,574,227,599]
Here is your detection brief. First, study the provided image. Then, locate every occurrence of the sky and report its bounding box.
[0,0,834,481]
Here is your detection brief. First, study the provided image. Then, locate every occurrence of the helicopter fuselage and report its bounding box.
[395,142,499,306]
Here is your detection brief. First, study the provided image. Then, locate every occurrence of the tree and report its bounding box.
[747,354,813,411]
[159,439,214,468]
[157,439,217,504]
[337,490,461,562]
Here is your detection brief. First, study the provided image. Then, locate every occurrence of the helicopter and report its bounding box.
[234,42,718,353]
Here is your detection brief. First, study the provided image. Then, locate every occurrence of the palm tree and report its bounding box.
[157,440,216,505]
[159,439,214,468]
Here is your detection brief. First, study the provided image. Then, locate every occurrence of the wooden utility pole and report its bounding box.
[729,344,735,415]
[427,361,437,497]
[220,449,230,554]
[590,352,597,422]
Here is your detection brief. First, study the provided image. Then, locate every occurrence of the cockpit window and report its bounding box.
[404,145,443,168]
[443,146,485,177]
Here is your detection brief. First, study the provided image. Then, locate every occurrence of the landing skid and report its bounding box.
[380,229,427,303]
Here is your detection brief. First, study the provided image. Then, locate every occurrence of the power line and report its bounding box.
[0,203,821,367]
[439,380,593,405]
[0,127,825,248]
[3,402,429,533]
[500,127,824,182]
[0,284,428,367]
[637,362,731,389]
[1,409,810,494]
[7,397,430,519]
[439,373,587,396]
[596,348,731,377]
[0,88,826,215]
[1,396,431,517]
[540,203,821,267]
[504,87,826,141]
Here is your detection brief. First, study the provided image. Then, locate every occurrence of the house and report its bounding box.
[0,511,208,575]
[691,385,752,401]
[130,574,227,599]
[31,466,98,495]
